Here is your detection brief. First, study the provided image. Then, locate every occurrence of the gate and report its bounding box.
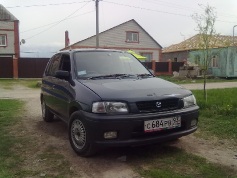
[0,57,13,78]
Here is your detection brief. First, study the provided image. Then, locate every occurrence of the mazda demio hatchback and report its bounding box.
[41,49,199,156]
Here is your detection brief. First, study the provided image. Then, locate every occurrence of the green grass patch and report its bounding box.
[159,75,237,84]
[131,145,235,178]
[0,79,41,89]
[0,99,24,177]
[0,99,76,178]
[192,88,237,141]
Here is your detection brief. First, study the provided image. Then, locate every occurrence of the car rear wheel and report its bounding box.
[41,99,54,122]
[69,111,96,157]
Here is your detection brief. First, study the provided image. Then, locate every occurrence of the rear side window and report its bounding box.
[46,54,61,76]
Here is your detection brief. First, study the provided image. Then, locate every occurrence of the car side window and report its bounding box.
[59,54,71,72]
[47,54,61,76]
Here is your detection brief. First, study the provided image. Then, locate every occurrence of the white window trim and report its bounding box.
[126,32,139,43]
[0,35,7,47]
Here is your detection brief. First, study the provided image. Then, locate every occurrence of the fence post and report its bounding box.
[168,59,172,75]
[152,60,156,74]
[13,57,18,79]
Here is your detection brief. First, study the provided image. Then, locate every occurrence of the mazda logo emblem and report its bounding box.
[156,101,161,108]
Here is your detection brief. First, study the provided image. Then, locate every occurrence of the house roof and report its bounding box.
[163,34,237,53]
[0,4,18,21]
[62,19,162,50]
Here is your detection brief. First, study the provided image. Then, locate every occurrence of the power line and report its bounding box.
[102,0,237,24]
[102,1,190,17]
[141,0,200,12]
[6,1,91,8]
[24,1,92,40]
[21,10,94,33]
[141,0,237,19]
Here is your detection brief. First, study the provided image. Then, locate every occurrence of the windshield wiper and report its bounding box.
[136,73,153,78]
[87,74,135,80]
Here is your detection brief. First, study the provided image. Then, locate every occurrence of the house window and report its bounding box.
[0,35,7,47]
[194,55,200,64]
[212,55,218,67]
[140,52,153,62]
[126,31,139,43]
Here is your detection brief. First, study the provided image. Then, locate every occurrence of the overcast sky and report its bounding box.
[1,0,237,57]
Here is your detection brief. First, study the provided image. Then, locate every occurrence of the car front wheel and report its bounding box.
[69,111,96,157]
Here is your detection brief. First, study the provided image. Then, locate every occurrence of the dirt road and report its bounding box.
[180,81,237,90]
[0,82,236,177]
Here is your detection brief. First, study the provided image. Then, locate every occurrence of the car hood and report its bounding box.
[79,77,192,102]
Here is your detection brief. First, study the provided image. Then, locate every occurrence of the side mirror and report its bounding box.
[55,70,70,79]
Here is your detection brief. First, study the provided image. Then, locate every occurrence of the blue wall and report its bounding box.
[189,47,237,77]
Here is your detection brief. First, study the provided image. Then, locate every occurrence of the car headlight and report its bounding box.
[183,95,197,108]
[92,102,128,113]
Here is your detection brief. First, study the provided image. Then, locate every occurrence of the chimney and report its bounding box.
[65,30,70,48]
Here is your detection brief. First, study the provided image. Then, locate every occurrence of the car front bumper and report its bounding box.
[80,106,199,147]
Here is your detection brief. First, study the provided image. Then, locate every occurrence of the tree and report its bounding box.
[192,4,217,102]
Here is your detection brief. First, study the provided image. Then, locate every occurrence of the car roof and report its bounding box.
[59,48,125,54]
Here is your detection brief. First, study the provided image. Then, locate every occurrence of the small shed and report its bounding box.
[189,47,237,78]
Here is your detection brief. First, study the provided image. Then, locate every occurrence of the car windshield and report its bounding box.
[74,51,151,79]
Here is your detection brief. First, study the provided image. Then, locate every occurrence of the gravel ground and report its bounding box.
[0,82,236,177]
[180,81,237,90]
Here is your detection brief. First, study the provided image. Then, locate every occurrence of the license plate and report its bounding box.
[144,116,181,132]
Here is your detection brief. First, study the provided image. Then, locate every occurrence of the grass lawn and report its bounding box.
[0,79,41,89]
[0,99,24,177]
[192,88,237,141]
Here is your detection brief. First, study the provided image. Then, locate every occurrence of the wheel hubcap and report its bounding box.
[71,119,86,149]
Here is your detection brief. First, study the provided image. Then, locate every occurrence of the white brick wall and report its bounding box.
[0,21,15,54]
[72,20,161,61]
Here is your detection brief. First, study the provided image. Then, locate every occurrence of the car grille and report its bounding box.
[136,98,183,113]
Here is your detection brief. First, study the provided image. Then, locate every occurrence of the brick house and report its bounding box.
[0,4,20,78]
[61,19,162,62]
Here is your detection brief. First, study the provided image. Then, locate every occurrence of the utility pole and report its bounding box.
[233,25,237,46]
[95,0,100,48]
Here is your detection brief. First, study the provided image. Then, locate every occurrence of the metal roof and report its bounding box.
[163,34,237,53]
[0,4,18,21]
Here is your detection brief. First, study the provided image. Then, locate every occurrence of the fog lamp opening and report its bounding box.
[104,131,117,139]
[191,119,197,127]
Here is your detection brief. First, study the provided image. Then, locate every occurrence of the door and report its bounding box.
[55,54,74,120]
[42,54,61,113]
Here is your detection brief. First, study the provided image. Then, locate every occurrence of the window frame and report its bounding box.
[45,54,61,76]
[59,53,71,72]
[140,52,153,62]
[211,55,218,68]
[126,31,139,43]
[0,34,7,47]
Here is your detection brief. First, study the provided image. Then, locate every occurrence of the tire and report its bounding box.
[41,99,54,122]
[69,111,96,157]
